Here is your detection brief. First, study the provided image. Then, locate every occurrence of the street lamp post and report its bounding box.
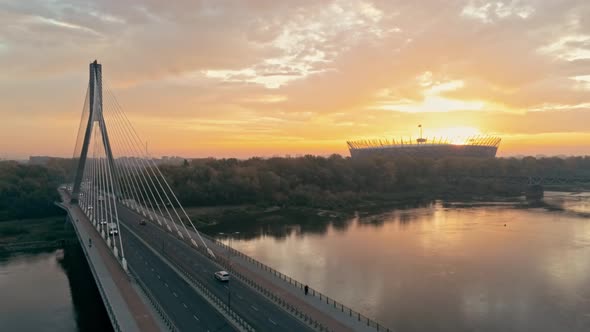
[219,231,240,310]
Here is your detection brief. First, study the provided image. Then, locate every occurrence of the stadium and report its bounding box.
[347,135,501,159]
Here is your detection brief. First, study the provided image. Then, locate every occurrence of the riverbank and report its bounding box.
[191,192,528,234]
[0,216,74,248]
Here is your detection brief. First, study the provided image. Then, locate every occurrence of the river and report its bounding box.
[2,192,590,331]
[0,245,112,332]
[217,192,590,332]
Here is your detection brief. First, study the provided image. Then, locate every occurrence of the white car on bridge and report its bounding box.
[108,223,118,235]
[214,271,230,282]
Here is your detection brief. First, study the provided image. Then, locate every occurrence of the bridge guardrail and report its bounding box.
[223,259,331,332]
[129,266,179,332]
[189,235,334,332]
[201,232,392,332]
[160,248,255,332]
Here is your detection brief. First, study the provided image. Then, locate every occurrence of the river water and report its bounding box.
[0,245,112,332]
[2,192,590,331]
[218,192,590,332]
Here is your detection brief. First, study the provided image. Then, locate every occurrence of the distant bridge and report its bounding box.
[58,60,391,332]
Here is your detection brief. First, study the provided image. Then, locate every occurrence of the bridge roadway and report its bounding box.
[57,192,160,332]
[122,225,237,331]
[116,202,314,332]
[69,187,383,331]
[117,201,380,332]
[62,189,241,332]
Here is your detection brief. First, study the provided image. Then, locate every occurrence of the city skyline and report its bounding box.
[1,1,590,159]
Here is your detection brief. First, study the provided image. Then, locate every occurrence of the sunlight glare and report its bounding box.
[426,126,482,145]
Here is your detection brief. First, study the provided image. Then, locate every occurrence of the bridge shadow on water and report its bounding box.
[57,243,113,332]
[202,200,437,241]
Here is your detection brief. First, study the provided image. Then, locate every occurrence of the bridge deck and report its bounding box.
[59,190,162,332]
[120,202,385,332]
[212,241,378,331]
[201,231,380,332]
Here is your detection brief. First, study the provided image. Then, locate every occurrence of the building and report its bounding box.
[347,136,501,159]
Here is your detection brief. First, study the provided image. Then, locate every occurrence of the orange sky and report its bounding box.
[1,1,590,159]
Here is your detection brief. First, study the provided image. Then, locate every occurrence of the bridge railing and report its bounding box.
[223,259,332,332]
[129,266,178,331]
[200,232,392,332]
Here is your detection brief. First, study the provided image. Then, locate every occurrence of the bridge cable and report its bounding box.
[102,95,179,234]
[102,96,172,230]
[104,84,212,253]
[103,89,191,238]
[102,89,185,236]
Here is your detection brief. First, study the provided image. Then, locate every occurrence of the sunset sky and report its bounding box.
[1,1,590,159]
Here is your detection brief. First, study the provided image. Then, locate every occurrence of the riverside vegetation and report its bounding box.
[1,155,590,230]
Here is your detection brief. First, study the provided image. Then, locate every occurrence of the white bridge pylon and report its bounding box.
[70,61,215,273]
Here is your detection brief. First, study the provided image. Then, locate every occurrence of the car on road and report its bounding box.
[139,219,147,225]
[108,223,118,235]
[100,219,108,225]
[214,271,230,282]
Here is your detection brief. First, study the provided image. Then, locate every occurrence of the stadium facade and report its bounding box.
[347,136,501,159]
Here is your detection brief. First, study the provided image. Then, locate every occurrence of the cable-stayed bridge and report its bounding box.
[57,61,391,332]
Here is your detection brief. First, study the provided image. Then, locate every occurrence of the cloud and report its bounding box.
[1,0,590,158]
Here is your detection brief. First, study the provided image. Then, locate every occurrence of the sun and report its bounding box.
[424,126,482,145]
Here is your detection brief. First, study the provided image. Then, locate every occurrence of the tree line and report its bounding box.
[2,155,590,220]
[160,155,590,209]
[0,159,73,220]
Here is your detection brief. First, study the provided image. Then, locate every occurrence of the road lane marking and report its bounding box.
[251,305,259,312]
[173,292,178,297]
[193,315,199,321]
[269,318,277,325]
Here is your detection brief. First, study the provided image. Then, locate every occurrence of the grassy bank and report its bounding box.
[0,216,74,245]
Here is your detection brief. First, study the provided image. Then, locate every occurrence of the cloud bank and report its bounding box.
[1,0,589,158]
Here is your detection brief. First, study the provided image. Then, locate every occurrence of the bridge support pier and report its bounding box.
[525,184,544,200]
